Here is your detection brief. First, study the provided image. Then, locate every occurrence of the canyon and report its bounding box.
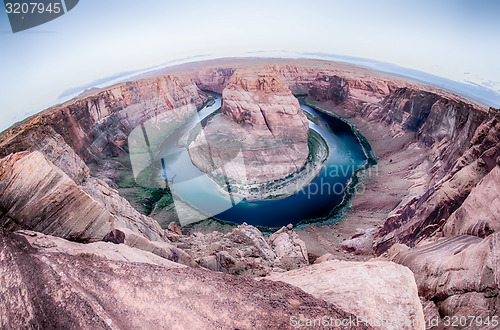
[0,58,499,329]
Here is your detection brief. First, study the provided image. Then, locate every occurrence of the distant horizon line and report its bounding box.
[57,52,500,108]
[4,53,499,135]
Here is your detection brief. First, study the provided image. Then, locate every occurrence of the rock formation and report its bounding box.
[442,166,500,236]
[0,152,114,242]
[172,223,309,276]
[309,73,350,104]
[1,229,370,329]
[1,57,498,327]
[265,260,425,330]
[188,70,309,184]
[373,108,499,253]
[388,233,499,320]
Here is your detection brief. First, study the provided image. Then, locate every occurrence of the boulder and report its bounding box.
[167,221,183,235]
[80,177,166,241]
[266,260,425,330]
[340,228,376,255]
[313,253,335,264]
[268,225,309,268]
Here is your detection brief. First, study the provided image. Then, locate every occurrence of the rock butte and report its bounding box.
[189,70,309,185]
[0,57,499,328]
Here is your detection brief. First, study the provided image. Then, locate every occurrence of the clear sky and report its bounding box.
[0,0,499,131]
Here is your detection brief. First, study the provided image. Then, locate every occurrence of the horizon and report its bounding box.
[1,1,499,132]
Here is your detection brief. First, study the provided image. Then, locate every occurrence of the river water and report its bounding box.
[154,94,367,228]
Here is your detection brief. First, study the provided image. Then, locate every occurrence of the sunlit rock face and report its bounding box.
[189,70,309,184]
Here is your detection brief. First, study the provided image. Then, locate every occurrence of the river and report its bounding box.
[154,94,368,228]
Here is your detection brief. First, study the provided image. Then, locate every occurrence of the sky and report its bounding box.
[0,0,499,132]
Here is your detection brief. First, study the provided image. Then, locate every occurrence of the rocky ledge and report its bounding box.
[1,58,498,328]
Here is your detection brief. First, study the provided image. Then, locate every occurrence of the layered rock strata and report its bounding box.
[1,75,207,163]
[0,152,114,242]
[388,233,500,320]
[0,58,498,327]
[188,70,309,185]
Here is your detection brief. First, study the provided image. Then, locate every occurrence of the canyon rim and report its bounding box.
[1,57,499,329]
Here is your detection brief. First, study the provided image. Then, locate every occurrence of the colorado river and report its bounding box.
[155,94,368,228]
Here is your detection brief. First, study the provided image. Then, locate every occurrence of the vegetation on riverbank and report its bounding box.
[296,98,378,226]
[205,127,329,201]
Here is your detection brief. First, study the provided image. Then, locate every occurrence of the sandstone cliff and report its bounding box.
[189,70,309,184]
[374,108,498,252]
[1,74,207,164]
[300,65,498,325]
[1,58,498,327]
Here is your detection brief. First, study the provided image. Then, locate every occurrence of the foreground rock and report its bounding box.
[0,152,114,242]
[175,223,309,276]
[0,151,168,242]
[0,229,371,329]
[0,151,198,268]
[389,234,500,322]
[265,260,425,330]
[189,70,309,186]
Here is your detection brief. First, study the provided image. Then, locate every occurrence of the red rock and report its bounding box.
[189,70,309,184]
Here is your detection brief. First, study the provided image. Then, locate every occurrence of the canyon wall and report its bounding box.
[298,67,499,322]
[0,58,497,326]
[0,74,208,163]
[296,70,492,250]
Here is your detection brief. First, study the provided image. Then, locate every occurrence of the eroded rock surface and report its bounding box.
[374,112,499,253]
[266,260,425,330]
[389,234,500,321]
[0,152,114,242]
[174,223,309,276]
[0,229,370,330]
[189,70,309,185]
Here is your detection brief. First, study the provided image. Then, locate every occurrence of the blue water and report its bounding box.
[157,95,367,228]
